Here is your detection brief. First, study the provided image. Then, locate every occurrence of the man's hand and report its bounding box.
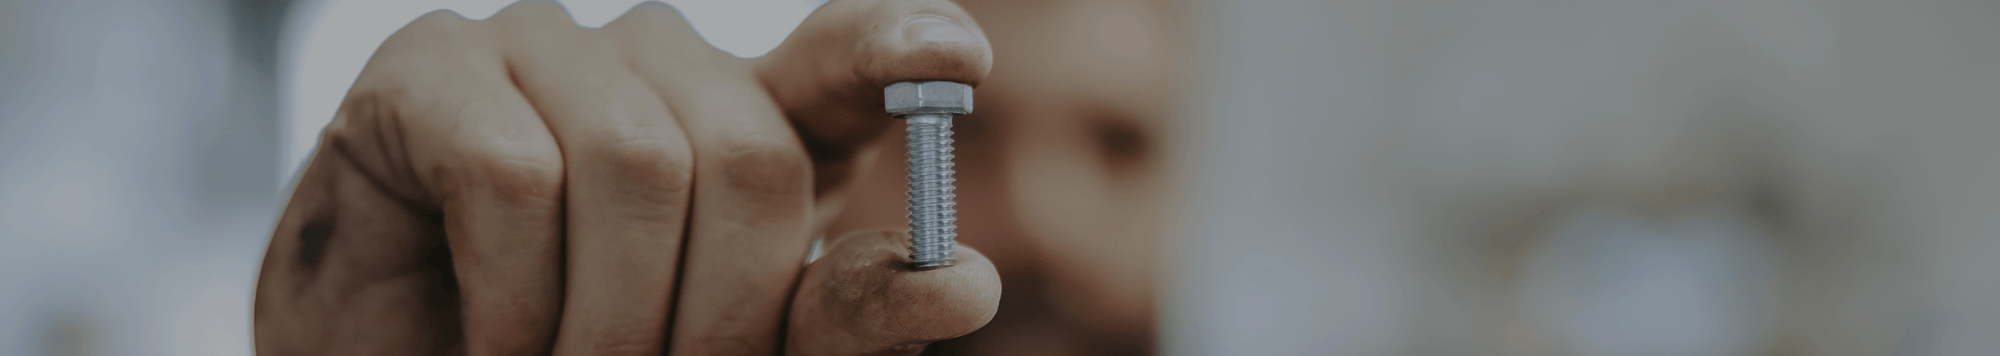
[252,1,999,355]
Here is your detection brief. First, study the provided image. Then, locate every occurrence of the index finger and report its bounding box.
[754,0,993,174]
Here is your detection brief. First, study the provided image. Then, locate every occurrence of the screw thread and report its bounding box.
[904,114,957,270]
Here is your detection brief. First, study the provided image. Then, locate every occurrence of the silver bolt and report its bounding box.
[885,81,973,270]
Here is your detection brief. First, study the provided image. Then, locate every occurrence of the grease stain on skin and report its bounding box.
[298,223,334,267]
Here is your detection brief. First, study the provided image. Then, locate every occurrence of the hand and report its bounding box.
[252,1,1000,355]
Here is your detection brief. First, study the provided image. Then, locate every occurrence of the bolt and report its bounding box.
[885,81,973,270]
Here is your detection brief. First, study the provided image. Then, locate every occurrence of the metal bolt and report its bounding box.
[885,81,973,270]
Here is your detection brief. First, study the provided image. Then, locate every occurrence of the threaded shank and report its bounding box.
[904,114,957,270]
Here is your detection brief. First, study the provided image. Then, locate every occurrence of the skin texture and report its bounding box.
[786,232,1000,356]
[255,1,1001,355]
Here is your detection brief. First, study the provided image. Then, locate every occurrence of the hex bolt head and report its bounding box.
[885,81,974,116]
[885,81,971,270]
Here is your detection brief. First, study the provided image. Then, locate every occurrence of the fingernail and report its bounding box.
[902,15,978,46]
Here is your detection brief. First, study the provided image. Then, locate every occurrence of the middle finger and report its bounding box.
[607,4,816,355]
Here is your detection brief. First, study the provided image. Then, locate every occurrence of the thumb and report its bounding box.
[755,0,992,159]
[785,231,1002,356]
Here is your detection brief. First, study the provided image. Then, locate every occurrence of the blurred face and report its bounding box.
[831,0,1188,340]
[970,0,1188,337]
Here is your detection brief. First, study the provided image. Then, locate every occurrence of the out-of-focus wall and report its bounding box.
[1172,0,2000,355]
[0,0,287,354]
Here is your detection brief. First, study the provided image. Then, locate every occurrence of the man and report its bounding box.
[253,0,1186,355]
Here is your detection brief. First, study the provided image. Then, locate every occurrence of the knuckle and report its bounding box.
[383,10,474,50]
[411,8,470,27]
[445,140,566,205]
[490,0,579,28]
[599,137,695,203]
[718,138,811,199]
[625,1,688,20]
[369,10,490,76]
[318,90,439,202]
[603,1,721,60]
[607,1,693,35]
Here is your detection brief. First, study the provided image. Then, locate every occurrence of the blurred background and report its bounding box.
[0,0,1995,355]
